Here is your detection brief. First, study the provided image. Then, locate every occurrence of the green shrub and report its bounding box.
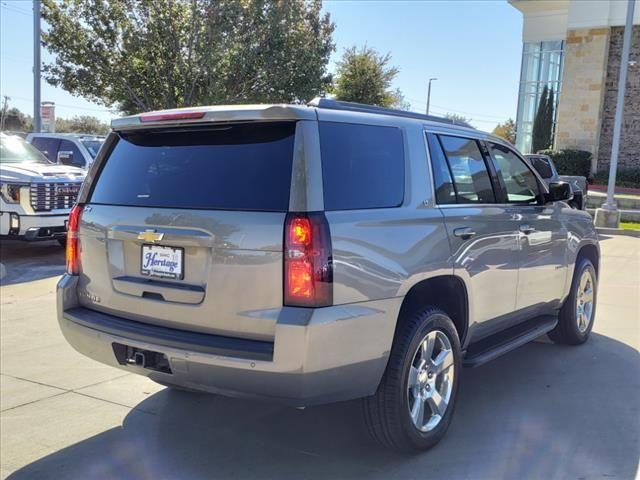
[592,168,640,188]
[538,149,592,178]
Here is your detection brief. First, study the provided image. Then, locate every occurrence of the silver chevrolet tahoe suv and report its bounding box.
[57,99,600,452]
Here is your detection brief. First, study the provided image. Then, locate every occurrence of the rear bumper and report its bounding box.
[57,275,401,406]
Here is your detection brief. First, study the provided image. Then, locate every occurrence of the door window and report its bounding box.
[489,143,540,204]
[30,137,60,162]
[438,135,496,204]
[59,140,86,167]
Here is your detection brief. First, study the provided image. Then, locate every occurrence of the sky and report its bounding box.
[0,0,523,131]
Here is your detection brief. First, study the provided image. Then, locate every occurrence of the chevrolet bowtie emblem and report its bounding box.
[137,230,164,243]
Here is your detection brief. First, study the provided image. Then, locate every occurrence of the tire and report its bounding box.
[548,257,597,345]
[57,238,67,248]
[362,307,462,452]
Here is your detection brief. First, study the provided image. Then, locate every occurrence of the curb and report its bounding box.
[590,185,640,195]
[587,208,640,223]
[596,227,640,238]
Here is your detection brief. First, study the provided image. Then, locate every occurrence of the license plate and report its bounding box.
[141,245,184,279]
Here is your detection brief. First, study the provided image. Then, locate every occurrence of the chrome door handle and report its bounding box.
[519,224,536,234]
[453,227,476,240]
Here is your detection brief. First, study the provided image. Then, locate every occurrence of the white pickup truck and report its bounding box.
[0,133,85,246]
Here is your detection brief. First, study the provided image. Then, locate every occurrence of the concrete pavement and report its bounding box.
[1,237,639,479]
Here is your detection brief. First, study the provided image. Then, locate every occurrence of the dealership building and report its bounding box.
[509,0,639,172]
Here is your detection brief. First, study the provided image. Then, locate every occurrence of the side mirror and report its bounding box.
[546,181,573,203]
[57,150,74,166]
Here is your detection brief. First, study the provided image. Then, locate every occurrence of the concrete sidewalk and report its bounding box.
[1,237,639,480]
[587,190,640,223]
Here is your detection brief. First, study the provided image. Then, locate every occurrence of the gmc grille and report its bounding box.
[30,183,81,212]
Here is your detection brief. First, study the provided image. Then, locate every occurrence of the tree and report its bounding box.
[531,85,554,153]
[41,0,335,115]
[445,113,472,127]
[390,89,411,111]
[545,87,555,148]
[492,118,516,144]
[333,46,407,109]
[55,116,110,134]
[1,107,32,132]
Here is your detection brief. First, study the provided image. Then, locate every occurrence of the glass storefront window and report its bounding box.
[515,40,564,153]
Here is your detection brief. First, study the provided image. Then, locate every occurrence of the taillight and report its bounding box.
[284,212,333,307]
[66,204,83,275]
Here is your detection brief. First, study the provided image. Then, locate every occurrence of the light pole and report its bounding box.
[33,0,41,133]
[594,0,635,228]
[426,78,437,115]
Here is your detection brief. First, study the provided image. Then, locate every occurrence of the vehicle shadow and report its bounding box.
[7,333,640,480]
[0,240,65,286]
[597,234,615,241]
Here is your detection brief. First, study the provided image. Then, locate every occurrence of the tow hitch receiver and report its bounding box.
[127,351,146,367]
[112,343,172,374]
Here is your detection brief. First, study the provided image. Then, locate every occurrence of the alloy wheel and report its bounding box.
[576,269,594,333]
[407,330,455,432]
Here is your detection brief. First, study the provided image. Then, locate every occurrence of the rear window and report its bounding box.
[319,122,404,210]
[529,156,554,179]
[90,123,295,211]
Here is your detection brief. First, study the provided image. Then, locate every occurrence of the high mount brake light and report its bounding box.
[284,213,333,307]
[139,111,206,123]
[66,204,83,275]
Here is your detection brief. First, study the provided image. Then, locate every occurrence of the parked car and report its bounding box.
[1,130,28,139]
[0,133,85,245]
[56,100,600,452]
[524,153,588,210]
[27,132,106,169]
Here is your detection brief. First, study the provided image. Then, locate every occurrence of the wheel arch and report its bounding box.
[561,240,600,304]
[395,275,469,347]
[577,243,600,276]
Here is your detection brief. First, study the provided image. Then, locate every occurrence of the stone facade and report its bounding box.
[555,27,610,172]
[597,25,640,172]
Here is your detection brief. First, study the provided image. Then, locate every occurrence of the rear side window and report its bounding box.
[59,140,86,168]
[90,123,295,211]
[529,156,554,179]
[438,135,496,204]
[319,122,404,210]
[426,133,456,204]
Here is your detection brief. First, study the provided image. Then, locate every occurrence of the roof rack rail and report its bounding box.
[308,97,473,128]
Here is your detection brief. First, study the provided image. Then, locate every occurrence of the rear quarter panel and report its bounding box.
[327,208,452,304]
